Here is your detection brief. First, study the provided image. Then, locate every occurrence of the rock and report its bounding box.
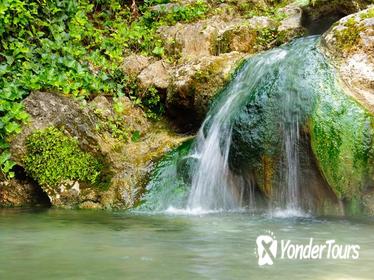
[159,9,304,59]
[0,172,50,207]
[310,9,374,205]
[166,52,246,129]
[278,4,303,32]
[321,7,374,113]
[362,190,374,215]
[10,91,101,163]
[90,95,113,118]
[158,16,225,58]
[122,54,151,77]
[9,91,186,209]
[303,0,372,21]
[138,60,171,89]
[215,17,278,54]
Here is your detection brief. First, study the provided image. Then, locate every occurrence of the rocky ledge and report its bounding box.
[4,91,186,209]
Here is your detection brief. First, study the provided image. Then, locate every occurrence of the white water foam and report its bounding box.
[165,206,248,216]
[267,207,312,218]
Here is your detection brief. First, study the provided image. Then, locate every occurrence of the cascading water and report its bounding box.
[139,35,361,215]
[186,37,322,212]
[186,48,290,211]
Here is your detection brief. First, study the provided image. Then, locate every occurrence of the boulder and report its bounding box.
[158,16,225,58]
[122,54,151,77]
[138,60,171,89]
[9,91,186,209]
[215,17,278,54]
[363,190,374,215]
[308,8,374,208]
[303,0,372,21]
[321,7,374,113]
[278,4,304,32]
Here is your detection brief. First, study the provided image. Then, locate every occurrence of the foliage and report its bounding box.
[238,0,288,20]
[24,127,105,188]
[0,0,209,177]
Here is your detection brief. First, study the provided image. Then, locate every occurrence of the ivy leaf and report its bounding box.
[152,46,164,57]
[0,151,11,165]
[5,121,21,134]
[2,159,15,173]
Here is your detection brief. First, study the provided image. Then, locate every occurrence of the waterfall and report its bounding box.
[140,36,344,214]
[186,37,320,211]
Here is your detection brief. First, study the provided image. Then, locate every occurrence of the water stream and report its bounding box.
[142,36,341,214]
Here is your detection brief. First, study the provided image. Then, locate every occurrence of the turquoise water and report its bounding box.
[0,209,373,280]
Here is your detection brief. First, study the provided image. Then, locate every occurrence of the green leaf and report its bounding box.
[152,46,164,57]
[5,121,21,134]
[131,130,141,142]
[0,151,11,164]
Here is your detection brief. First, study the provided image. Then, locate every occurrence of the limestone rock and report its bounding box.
[303,0,372,21]
[167,52,246,129]
[138,60,171,89]
[215,17,277,54]
[363,190,374,215]
[9,92,185,209]
[10,91,101,164]
[0,174,49,207]
[278,4,303,32]
[122,54,151,77]
[158,16,225,58]
[321,7,374,113]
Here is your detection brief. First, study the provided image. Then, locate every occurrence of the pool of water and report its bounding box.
[0,208,373,279]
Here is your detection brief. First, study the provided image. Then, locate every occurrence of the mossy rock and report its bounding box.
[315,7,374,207]
[24,127,109,189]
[310,83,374,200]
[138,139,194,211]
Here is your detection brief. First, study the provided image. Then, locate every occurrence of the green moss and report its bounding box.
[238,0,290,19]
[334,17,363,51]
[360,7,374,19]
[137,139,194,210]
[24,127,107,189]
[310,80,374,200]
